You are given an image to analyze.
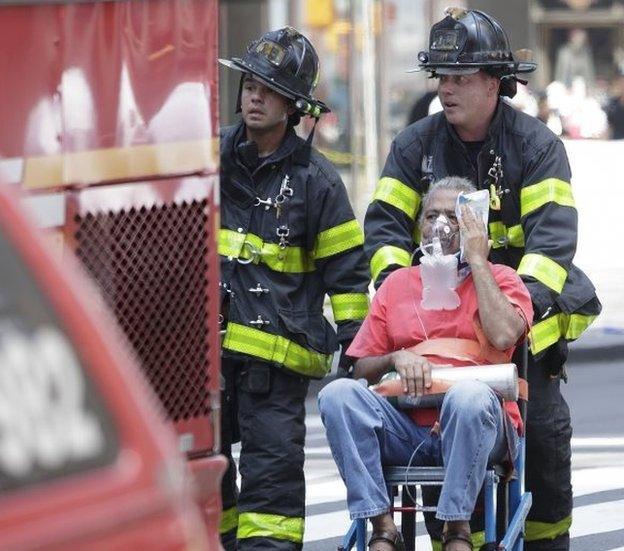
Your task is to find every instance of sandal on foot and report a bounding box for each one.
[368,530,406,551]
[441,527,473,550]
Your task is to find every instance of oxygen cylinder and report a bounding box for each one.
[374,363,518,409]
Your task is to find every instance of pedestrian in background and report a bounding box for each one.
[606,73,624,139]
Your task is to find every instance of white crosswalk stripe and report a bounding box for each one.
[302,412,624,550]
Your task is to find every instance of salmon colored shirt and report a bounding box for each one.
[347,263,533,432]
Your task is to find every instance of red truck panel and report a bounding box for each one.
[0,0,222,457]
[0,0,219,186]
[0,184,225,549]
[0,0,224,544]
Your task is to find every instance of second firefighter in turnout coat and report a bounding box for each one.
[218,27,369,550]
[364,8,601,550]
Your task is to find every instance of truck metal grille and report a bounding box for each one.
[74,200,211,422]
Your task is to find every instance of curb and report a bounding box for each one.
[567,327,624,364]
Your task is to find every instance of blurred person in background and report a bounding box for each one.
[364,7,601,550]
[605,73,624,139]
[559,77,608,139]
[554,28,595,90]
[505,82,538,117]
[406,90,438,126]
[536,91,563,137]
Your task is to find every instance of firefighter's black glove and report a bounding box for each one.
[336,339,355,379]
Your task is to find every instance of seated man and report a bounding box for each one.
[318,176,533,551]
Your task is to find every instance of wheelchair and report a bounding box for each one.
[339,344,532,551]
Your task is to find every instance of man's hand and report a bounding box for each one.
[391,350,432,397]
[336,339,354,378]
[459,205,489,267]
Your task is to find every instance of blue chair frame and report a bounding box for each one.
[339,344,532,551]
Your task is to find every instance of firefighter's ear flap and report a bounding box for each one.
[499,75,517,99]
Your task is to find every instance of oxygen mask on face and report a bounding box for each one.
[426,214,458,255]
[419,214,460,311]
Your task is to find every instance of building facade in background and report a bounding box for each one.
[219,0,624,203]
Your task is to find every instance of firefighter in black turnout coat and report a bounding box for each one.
[218,27,369,550]
[364,8,601,550]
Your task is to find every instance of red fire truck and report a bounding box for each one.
[0,0,224,547]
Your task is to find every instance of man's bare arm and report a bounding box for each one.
[354,351,432,397]
[460,206,526,350]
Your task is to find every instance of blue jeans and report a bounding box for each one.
[318,378,517,521]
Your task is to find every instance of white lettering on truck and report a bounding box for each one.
[0,327,105,477]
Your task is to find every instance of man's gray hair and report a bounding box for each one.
[421,176,477,213]
[418,176,477,225]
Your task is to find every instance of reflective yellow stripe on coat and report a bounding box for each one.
[489,221,525,249]
[370,245,412,283]
[220,506,239,534]
[530,313,598,355]
[218,229,314,273]
[330,293,369,322]
[520,178,575,218]
[314,219,364,259]
[518,253,567,294]
[372,177,421,220]
[222,322,332,378]
[237,512,304,544]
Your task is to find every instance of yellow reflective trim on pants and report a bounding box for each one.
[518,253,567,294]
[530,313,598,355]
[373,177,421,221]
[525,516,572,541]
[489,221,525,249]
[520,178,575,218]
[237,512,304,544]
[431,531,485,551]
[218,229,314,273]
[330,293,369,321]
[370,245,412,283]
[314,219,364,259]
[222,322,332,378]
[220,506,239,534]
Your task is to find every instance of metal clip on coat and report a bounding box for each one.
[254,197,273,210]
[237,240,260,264]
[249,315,270,327]
[487,152,507,210]
[249,283,269,295]
[276,225,290,249]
